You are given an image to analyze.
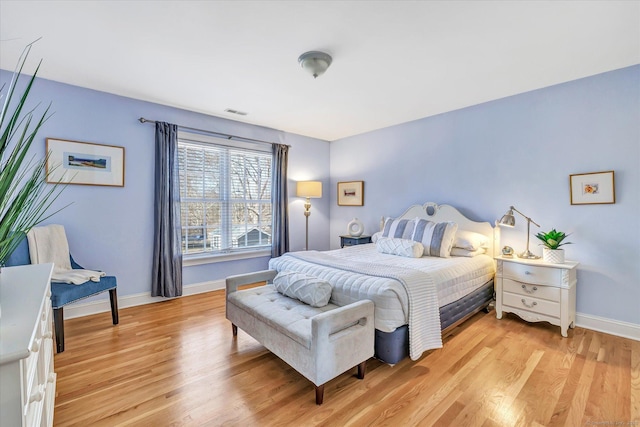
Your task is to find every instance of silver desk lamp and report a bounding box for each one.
[498,206,540,259]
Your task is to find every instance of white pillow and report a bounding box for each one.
[450,247,486,257]
[371,231,382,243]
[381,217,415,240]
[412,219,458,258]
[376,237,424,258]
[454,230,489,251]
[273,271,332,307]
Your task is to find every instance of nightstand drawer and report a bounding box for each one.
[503,262,562,285]
[503,292,560,318]
[503,278,560,301]
[340,235,371,247]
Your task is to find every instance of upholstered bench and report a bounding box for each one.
[226,269,374,404]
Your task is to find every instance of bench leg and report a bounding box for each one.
[357,361,367,379]
[109,288,119,325]
[315,384,324,405]
[232,324,238,336]
[53,307,65,353]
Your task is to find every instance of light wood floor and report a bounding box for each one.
[53,289,639,426]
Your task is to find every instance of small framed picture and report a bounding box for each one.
[46,138,125,187]
[337,181,364,206]
[569,170,615,205]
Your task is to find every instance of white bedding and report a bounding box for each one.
[274,249,442,360]
[268,244,495,333]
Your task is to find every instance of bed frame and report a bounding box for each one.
[379,202,499,258]
[374,202,499,364]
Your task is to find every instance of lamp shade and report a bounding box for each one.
[298,51,332,79]
[297,181,322,198]
[498,208,516,227]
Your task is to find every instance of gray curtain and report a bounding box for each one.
[271,144,289,257]
[152,122,183,297]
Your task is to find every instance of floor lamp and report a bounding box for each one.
[296,181,322,251]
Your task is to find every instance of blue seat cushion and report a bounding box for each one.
[51,276,117,308]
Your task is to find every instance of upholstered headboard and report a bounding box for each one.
[380,202,499,258]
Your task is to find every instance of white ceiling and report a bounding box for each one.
[1,1,638,141]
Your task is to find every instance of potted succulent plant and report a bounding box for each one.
[535,229,572,263]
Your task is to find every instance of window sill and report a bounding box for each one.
[183,249,272,267]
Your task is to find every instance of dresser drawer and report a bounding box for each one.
[503,278,560,301]
[0,264,55,427]
[22,337,42,409]
[503,262,562,285]
[503,292,560,318]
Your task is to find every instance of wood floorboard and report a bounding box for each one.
[53,289,639,426]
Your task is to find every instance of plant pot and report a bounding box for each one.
[543,248,565,264]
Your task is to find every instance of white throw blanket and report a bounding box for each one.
[283,251,443,360]
[27,225,106,285]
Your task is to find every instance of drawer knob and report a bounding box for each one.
[521,284,538,294]
[524,271,532,275]
[29,338,41,352]
[29,387,45,403]
[521,299,537,308]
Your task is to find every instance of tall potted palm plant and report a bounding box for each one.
[0,43,67,267]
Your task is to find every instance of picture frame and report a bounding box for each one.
[569,170,615,205]
[46,138,125,187]
[337,181,364,206]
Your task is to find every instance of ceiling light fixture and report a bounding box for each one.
[298,51,332,79]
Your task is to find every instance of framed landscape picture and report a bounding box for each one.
[569,170,615,205]
[337,181,364,206]
[46,138,125,187]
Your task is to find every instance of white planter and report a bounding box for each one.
[543,248,565,264]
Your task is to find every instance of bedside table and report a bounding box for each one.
[340,235,372,248]
[495,256,579,337]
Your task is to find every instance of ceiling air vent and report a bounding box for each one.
[224,108,248,116]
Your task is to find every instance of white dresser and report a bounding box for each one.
[0,263,56,427]
[495,256,579,337]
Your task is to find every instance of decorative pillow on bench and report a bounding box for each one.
[273,271,333,307]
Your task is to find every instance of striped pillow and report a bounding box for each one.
[381,217,415,239]
[412,219,458,258]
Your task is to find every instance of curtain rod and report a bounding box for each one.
[138,117,290,147]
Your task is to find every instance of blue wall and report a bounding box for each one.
[0,69,331,298]
[3,64,638,328]
[330,65,640,326]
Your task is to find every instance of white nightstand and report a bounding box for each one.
[495,256,579,337]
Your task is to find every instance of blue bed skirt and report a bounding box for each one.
[374,279,494,364]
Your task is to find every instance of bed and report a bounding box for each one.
[268,202,499,364]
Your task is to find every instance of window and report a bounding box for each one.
[177,132,272,258]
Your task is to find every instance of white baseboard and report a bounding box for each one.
[576,313,640,341]
[64,286,640,342]
[63,279,225,320]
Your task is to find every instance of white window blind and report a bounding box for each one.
[177,132,272,257]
